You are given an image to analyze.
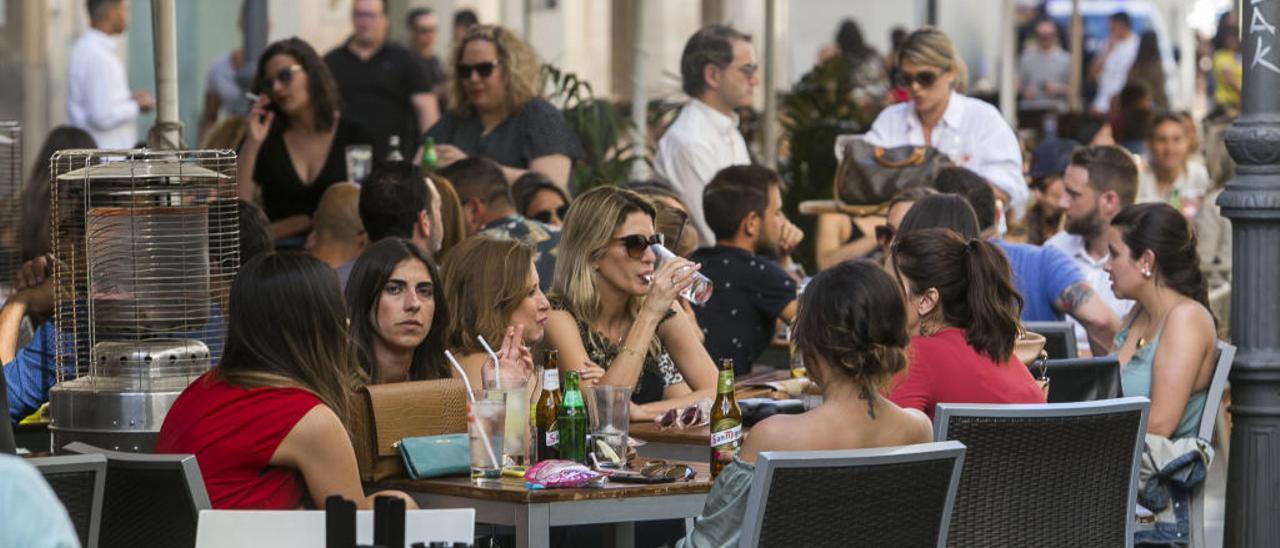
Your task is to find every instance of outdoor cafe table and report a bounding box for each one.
[630,369,791,461]
[379,459,712,548]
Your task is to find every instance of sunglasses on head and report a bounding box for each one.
[875,224,896,246]
[458,61,498,80]
[261,65,303,90]
[616,234,663,259]
[894,69,940,89]
[529,205,569,224]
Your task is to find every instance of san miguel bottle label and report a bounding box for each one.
[710,420,742,459]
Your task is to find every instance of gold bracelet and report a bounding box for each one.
[617,344,643,358]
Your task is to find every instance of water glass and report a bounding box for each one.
[585,385,631,468]
[345,144,373,183]
[484,379,530,467]
[468,394,506,483]
[651,243,713,305]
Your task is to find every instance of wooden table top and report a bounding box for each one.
[379,459,712,503]
[628,370,789,446]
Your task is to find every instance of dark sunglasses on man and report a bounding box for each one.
[616,234,663,260]
[893,69,940,89]
[529,205,569,225]
[458,61,499,80]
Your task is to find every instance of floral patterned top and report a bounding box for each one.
[550,298,684,404]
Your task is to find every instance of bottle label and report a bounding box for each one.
[543,369,560,391]
[545,429,559,448]
[717,370,734,393]
[710,423,742,448]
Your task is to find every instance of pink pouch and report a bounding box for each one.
[523,460,606,489]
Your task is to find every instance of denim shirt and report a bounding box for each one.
[1135,435,1212,546]
[676,458,755,548]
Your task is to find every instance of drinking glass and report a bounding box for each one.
[584,385,631,468]
[345,145,373,183]
[484,378,530,467]
[651,243,713,305]
[468,393,506,483]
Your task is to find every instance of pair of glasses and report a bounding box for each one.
[414,25,438,34]
[529,205,568,224]
[736,63,759,78]
[668,209,690,249]
[894,69,941,89]
[616,234,663,259]
[458,61,498,80]
[261,65,303,90]
[640,460,696,481]
[875,224,896,246]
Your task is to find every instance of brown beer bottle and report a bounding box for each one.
[534,350,563,461]
[709,358,742,478]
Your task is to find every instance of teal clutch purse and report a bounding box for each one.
[396,433,470,479]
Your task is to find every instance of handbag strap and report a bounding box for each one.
[873,146,926,168]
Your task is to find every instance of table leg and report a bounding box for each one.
[516,504,551,548]
[611,521,635,548]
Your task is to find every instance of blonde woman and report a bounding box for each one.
[427,25,583,189]
[864,27,1028,213]
[544,187,717,421]
[439,235,549,389]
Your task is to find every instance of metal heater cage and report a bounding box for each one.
[48,149,238,452]
[0,122,21,295]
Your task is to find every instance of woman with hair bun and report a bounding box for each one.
[676,259,932,548]
[1106,203,1217,438]
[887,228,1045,418]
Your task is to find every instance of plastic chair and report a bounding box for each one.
[62,441,211,548]
[1023,321,1078,359]
[1188,340,1235,548]
[0,363,15,455]
[934,397,1150,548]
[1036,356,1122,403]
[195,508,476,548]
[30,453,108,548]
[739,441,967,548]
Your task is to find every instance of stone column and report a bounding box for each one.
[1221,1,1280,546]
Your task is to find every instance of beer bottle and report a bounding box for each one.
[534,351,563,462]
[709,358,742,478]
[558,370,588,463]
[420,136,438,170]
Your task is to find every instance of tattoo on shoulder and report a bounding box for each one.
[1057,281,1095,313]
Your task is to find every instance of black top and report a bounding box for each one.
[253,116,372,221]
[325,41,430,159]
[549,299,684,405]
[690,246,797,376]
[418,54,447,94]
[426,98,584,170]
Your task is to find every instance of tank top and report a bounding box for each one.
[1114,319,1207,439]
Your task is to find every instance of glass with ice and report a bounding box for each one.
[584,385,631,468]
[468,393,506,483]
[344,144,373,183]
[650,243,713,305]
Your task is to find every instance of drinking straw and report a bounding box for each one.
[477,335,502,390]
[444,350,500,470]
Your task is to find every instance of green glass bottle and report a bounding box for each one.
[557,370,588,463]
[420,136,438,171]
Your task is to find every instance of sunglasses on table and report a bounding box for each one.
[458,61,499,80]
[260,65,303,90]
[893,69,941,89]
[615,234,664,259]
[875,224,896,246]
[529,205,569,224]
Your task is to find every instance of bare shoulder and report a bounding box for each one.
[272,404,342,467]
[1167,300,1215,334]
[739,414,799,463]
[898,407,935,444]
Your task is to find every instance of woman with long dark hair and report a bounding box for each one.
[1106,203,1216,438]
[16,126,96,262]
[887,228,1044,417]
[237,37,372,244]
[1126,31,1171,111]
[345,237,450,383]
[156,253,415,509]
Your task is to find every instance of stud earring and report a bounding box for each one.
[1142,269,1152,278]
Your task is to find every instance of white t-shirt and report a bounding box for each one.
[1137,160,1211,213]
[66,28,139,149]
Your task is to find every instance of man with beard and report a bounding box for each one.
[1047,145,1139,351]
[692,166,803,375]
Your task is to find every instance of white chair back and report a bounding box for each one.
[195,508,475,548]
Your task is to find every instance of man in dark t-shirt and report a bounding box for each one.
[692,166,801,375]
[405,7,447,97]
[326,0,437,160]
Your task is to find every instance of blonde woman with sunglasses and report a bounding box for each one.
[864,27,1028,216]
[544,187,717,421]
[426,25,583,190]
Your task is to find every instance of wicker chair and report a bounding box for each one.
[30,453,108,548]
[934,397,1149,548]
[1023,321,1078,359]
[738,441,967,548]
[1035,356,1122,403]
[62,441,212,548]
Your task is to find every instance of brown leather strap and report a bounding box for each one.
[873,146,926,168]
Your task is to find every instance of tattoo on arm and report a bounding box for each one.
[1056,281,1095,314]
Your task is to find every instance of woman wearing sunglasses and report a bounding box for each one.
[512,172,570,228]
[864,27,1027,217]
[426,25,583,190]
[677,260,933,548]
[544,186,717,420]
[237,38,373,247]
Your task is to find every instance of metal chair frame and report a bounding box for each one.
[30,453,108,548]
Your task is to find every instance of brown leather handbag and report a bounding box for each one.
[832,138,952,212]
[349,378,468,482]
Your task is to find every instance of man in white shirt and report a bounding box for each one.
[1089,12,1139,115]
[655,25,757,246]
[1047,145,1139,351]
[67,0,153,150]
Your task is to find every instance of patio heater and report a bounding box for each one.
[46,0,240,453]
[0,122,20,294]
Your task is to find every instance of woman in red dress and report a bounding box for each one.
[156,253,416,509]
